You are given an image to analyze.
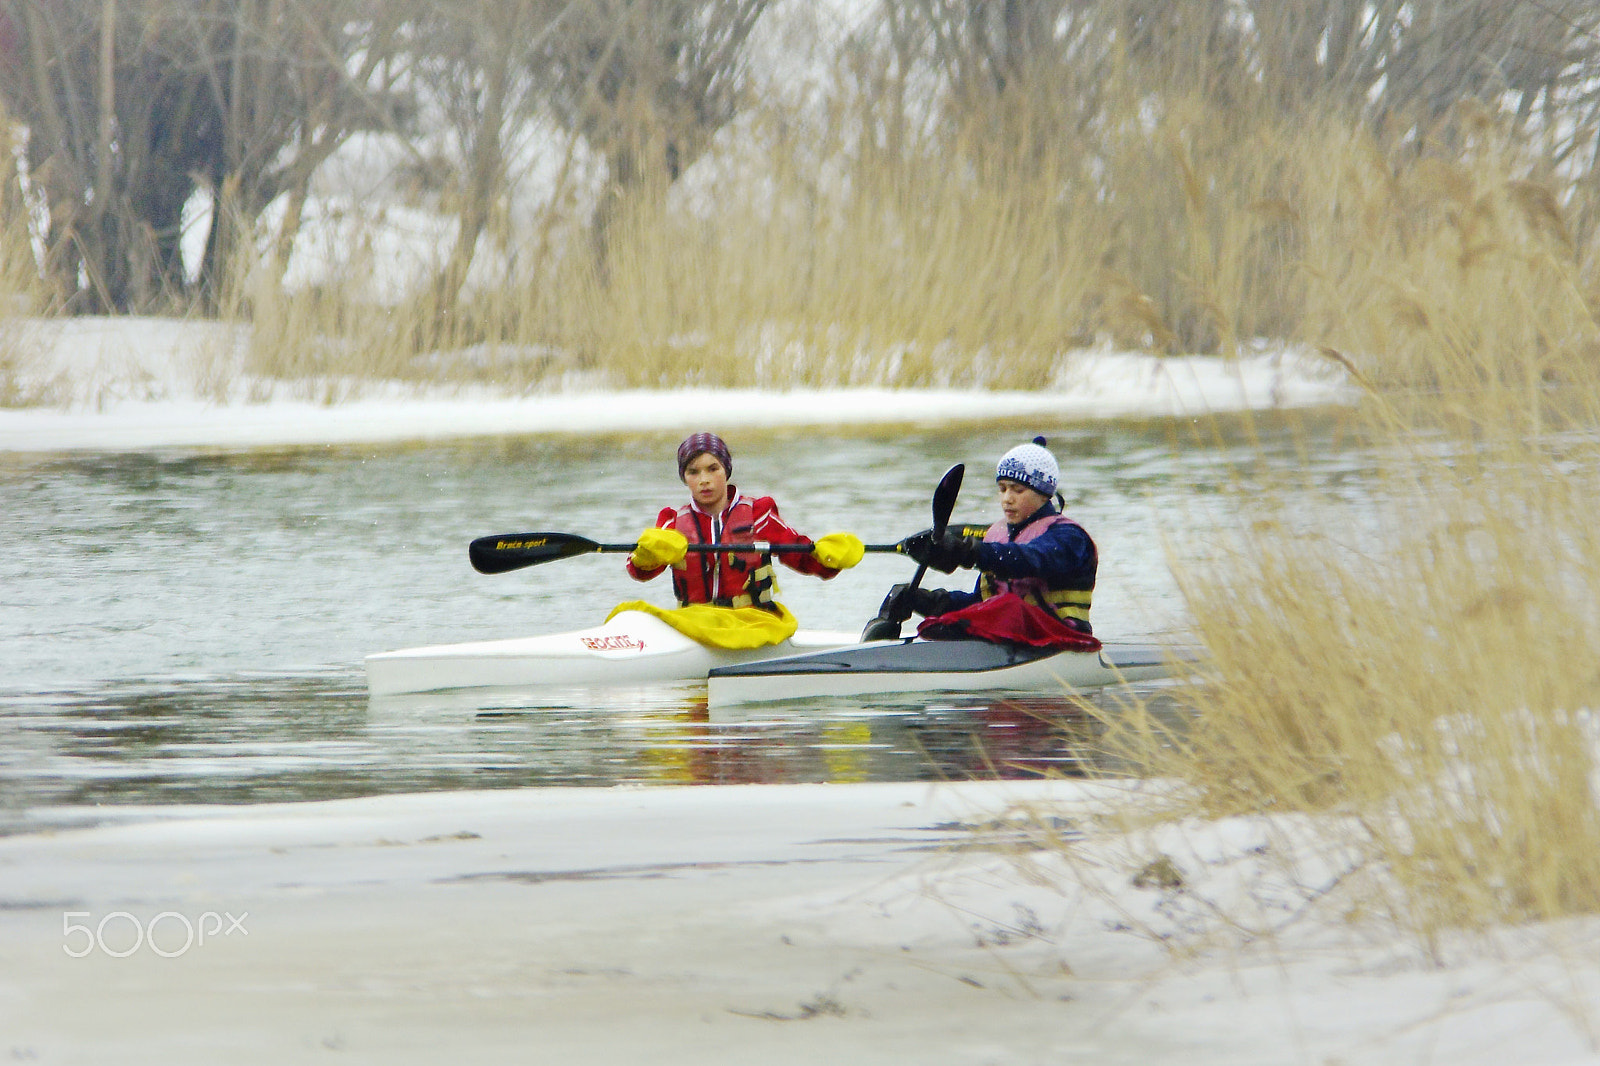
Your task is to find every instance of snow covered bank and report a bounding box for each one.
[0,317,1357,453]
[2,780,1596,1064]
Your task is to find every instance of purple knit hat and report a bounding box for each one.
[677,432,732,479]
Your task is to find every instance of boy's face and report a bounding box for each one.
[998,479,1048,524]
[682,454,729,512]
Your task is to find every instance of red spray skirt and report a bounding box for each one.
[917,592,1101,651]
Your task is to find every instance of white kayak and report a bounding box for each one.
[706,637,1197,708]
[365,609,860,696]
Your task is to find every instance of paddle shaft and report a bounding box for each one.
[549,542,898,554]
[472,469,961,578]
[469,529,900,574]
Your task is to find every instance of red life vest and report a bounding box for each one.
[663,495,779,609]
[977,514,1095,630]
[627,490,836,608]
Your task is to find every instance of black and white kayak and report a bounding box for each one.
[705,638,1195,708]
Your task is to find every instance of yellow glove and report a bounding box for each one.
[811,532,865,570]
[631,527,688,570]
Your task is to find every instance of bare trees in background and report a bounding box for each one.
[818,0,1600,354]
[0,0,408,313]
[530,0,770,266]
[861,0,1600,148]
[2,0,1600,321]
[1244,0,1600,146]
[833,1,1600,200]
[406,0,566,314]
[0,0,770,314]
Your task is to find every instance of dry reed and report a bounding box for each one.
[212,69,1351,391]
[1093,106,1600,940]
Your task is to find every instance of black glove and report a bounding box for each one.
[901,527,981,574]
[877,583,955,622]
[909,586,956,617]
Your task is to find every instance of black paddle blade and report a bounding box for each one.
[469,532,603,574]
[930,463,964,534]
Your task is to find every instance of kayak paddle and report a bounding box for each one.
[860,463,965,641]
[469,530,902,575]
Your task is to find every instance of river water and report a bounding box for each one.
[1,411,1369,812]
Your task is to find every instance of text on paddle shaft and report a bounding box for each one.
[581,636,645,652]
[63,910,248,958]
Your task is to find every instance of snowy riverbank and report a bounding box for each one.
[5,779,1597,1065]
[0,316,1355,453]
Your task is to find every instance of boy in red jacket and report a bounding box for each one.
[627,432,863,611]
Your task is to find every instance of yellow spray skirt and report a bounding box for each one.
[605,601,800,649]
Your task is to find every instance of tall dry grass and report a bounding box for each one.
[1120,453,1600,935]
[0,72,1329,400]
[229,64,1331,391]
[1094,112,1600,940]
[9,33,1600,412]
[525,76,1320,387]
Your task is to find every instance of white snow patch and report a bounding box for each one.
[0,316,1358,453]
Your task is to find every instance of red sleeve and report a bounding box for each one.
[625,505,679,582]
[750,497,838,579]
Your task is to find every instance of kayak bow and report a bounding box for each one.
[364,610,859,696]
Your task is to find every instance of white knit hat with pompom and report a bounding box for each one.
[995,436,1059,496]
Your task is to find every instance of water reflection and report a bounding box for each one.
[1,671,1184,812]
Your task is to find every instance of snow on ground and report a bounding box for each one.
[2,780,1597,1065]
[0,316,1356,452]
